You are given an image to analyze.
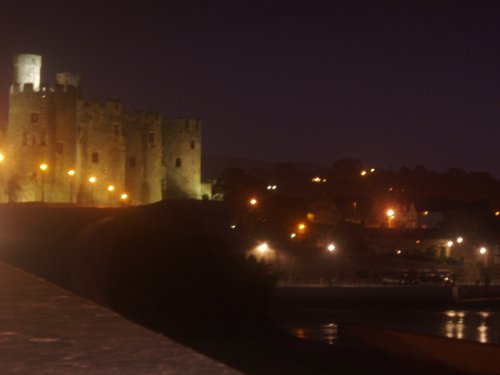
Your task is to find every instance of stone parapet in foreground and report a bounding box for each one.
[0,262,239,374]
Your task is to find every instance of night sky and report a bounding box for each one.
[1,1,499,175]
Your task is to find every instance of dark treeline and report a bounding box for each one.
[215,158,500,205]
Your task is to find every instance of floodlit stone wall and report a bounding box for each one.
[163,117,202,199]
[76,99,126,205]
[124,111,163,204]
[7,84,79,202]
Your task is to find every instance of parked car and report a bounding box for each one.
[382,271,419,285]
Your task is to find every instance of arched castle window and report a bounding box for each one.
[92,152,100,163]
[175,158,181,168]
[190,141,195,150]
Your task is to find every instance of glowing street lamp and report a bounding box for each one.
[39,163,48,202]
[386,208,395,228]
[327,243,336,252]
[479,247,488,267]
[249,197,258,206]
[68,169,75,203]
[457,237,464,244]
[107,185,115,206]
[360,170,367,176]
[447,241,454,247]
[0,153,5,162]
[88,176,96,204]
[257,242,269,254]
[120,193,128,201]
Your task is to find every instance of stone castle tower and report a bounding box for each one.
[3,54,202,205]
[163,117,202,200]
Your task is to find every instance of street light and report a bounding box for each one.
[457,237,464,244]
[120,193,129,204]
[0,153,4,162]
[479,247,488,268]
[88,176,96,204]
[327,243,336,252]
[39,163,48,202]
[249,197,258,206]
[257,242,269,254]
[107,185,115,206]
[68,169,75,203]
[386,208,395,228]
[297,223,306,233]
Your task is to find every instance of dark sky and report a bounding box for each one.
[0,1,499,174]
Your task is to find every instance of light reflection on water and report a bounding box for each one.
[281,309,500,346]
[290,323,338,345]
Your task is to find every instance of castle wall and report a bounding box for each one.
[76,99,125,205]
[163,118,201,200]
[124,111,163,204]
[6,84,78,202]
[4,53,204,205]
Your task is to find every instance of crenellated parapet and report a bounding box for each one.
[124,110,162,124]
[165,117,202,135]
[10,83,79,99]
[79,98,123,114]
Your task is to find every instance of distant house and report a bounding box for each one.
[307,194,343,226]
[367,200,418,229]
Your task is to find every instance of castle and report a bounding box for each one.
[1,54,205,205]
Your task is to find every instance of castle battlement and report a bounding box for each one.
[165,117,201,135]
[80,98,123,112]
[124,110,162,124]
[10,83,78,97]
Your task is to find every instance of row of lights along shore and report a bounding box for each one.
[37,163,129,204]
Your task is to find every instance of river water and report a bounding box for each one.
[278,308,500,346]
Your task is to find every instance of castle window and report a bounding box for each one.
[56,142,64,154]
[31,113,39,123]
[148,132,155,144]
[92,152,100,163]
[129,157,136,168]
[190,141,195,150]
[175,158,181,168]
